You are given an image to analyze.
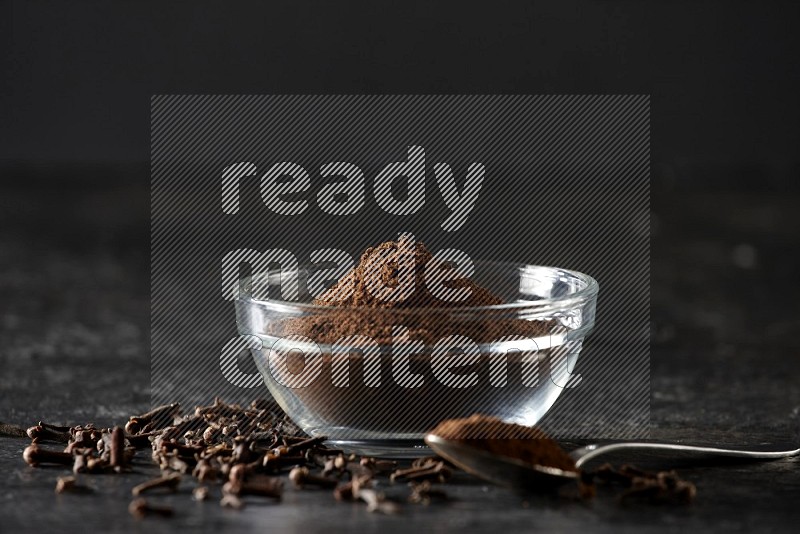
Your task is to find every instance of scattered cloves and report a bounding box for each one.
[588,463,697,504]
[620,471,697,504]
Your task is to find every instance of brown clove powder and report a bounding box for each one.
[281,236,551,345]
[430,414,578,473]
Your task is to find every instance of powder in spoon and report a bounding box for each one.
[430,414,577,473]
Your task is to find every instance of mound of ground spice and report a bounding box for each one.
[313,234,504,309]
[430,414,577,473]
[280,236,550,345]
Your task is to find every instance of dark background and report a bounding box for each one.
[1,0,799,191]
[1,1,799,532]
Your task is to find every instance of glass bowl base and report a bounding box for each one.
[326,439,431,458]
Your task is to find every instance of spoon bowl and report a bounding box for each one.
[425,432,800,492]
[424,434,578,491]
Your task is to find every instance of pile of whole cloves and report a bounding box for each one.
[9,400,699,518]
[17,398,451,518]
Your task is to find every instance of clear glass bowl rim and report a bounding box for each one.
[236,261,599,316]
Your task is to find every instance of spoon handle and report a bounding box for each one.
[570,442,800,469]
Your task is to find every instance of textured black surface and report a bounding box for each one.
[1,176,799,532]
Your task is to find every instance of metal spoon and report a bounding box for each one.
[424,433,800,492]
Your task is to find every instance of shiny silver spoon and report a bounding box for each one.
[424,433,800,492]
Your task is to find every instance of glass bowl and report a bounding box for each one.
[235,262,598,457]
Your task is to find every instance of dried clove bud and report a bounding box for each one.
[223,475,283,500]
[592,462,636,485]
[588,463,697,504]
[333,472,374,501]
[126,403,181,435]
[55,476,92,494]
[227,462,259,483]
[411,456,441,469]
[23,444,73,467]
[220,494,245,510]
[72,452,89,474]
[322,457,341,477]
[160,440,203,458]
[333,480,355,501]
[620,471,697,504]
[288,466,338,489]
[358,488,401,514]
[27,425,71,444]
[231,439,257,464]
[85,456,111,474]
[408,480,447,505]
[391,461,451,484]
[333,453,348,470]
[271,436,327,458]
[109,426,126,471]
[129,498,174,519]
[70,425,102,445]
[159,452,190,474]
[193,485,210,501]
[360,457,398,475]
[125,431,161,449]
[262,452,305,472]
[192,458,219,483]
[40,422,73,432]
[131,474,181,496]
